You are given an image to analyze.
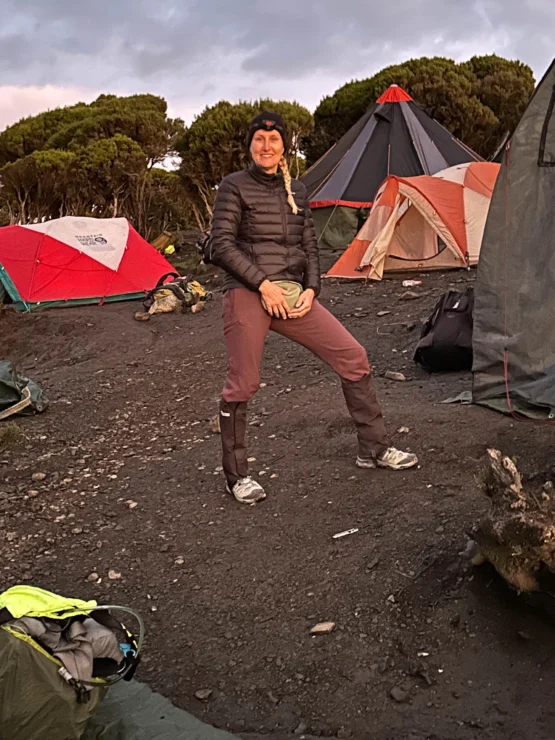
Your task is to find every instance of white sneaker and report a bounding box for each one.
[356,447,418,471]
[226,477,267,504]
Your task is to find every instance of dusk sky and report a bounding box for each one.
[0,0,552,131]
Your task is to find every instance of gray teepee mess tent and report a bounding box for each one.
[301,84,482,250]
[473,58,555,417]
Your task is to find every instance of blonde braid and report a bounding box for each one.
[279,157,299,215]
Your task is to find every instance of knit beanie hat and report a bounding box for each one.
[247,111,288,149]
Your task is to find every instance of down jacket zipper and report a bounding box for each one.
[279,188,288,246]
[208,164,321,296]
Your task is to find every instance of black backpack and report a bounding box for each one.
[195,231,212,264]
[414,287,474,372]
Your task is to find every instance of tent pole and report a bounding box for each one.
[317,203,339,247]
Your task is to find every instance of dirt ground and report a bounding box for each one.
[2,269,555,740]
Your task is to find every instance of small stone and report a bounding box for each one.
[517,630,533,641]
[400,290,420,300]
[195,689,212,701]
[28,490,39,498]
[72,527,83,535]
[310,621,336,635]
[175,557,185,565]
[108,569,122,580]
[384,371,406,382]
[390,686,409,703]
[435,525,444,534]
[125,500,138,509]
[32,472,46,481]
[87,572,99,582]
[377,311,391,317]
[294,722,308,735]
[459,539,479,559]
[397,426,410,434]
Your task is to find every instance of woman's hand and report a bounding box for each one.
[289,289,315,319]
[259,280,291,320]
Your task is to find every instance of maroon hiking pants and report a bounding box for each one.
[220,288,388,484]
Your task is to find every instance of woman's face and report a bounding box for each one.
[250,129,284,173]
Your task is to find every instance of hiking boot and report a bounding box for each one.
[226,477,266,504]
[356,447,418,471]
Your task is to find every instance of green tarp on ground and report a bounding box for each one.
[84,680,238,740]
[0,361,48,419]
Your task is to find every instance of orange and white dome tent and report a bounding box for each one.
[326,161,500,280]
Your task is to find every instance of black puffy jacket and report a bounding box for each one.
[208,164,321,296]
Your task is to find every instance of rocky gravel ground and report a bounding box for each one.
[2,270,555,740]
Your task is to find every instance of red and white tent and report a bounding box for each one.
[327,162,500,280]
[0,217,176,310]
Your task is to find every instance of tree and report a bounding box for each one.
[0,149,76,223]
[45,94,183,168]
[304,55,535,165]
[463,55,536,152]
[0,94,191,235]
[0,155,39,224]
[76,135,146,217]
[0,104,91,167]
[139,169,195,242]
[177,99,313,227]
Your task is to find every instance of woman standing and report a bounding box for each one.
[209,111,417,504]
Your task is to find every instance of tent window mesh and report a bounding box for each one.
[539,85,555,167]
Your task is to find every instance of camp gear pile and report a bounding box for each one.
[0,360,49,420]
[143,272,211,315]
[0,585,142,740]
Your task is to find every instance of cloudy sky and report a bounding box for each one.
[0,0,553,131]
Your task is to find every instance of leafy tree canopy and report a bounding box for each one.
[0,94,190,239]
[177,99,313,227]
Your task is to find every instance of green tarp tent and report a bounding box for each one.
[472,58,555,417]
